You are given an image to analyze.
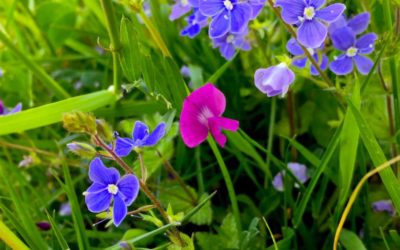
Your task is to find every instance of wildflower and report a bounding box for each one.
[371,200,395,216]
[254,63,295,97]
[272,162,309,191]
[59,202,72,216]
[330,27,377,75]
[36,221,51,231]
[246,0,266,19]
[329,12,370,36]
[180,83,239,148]
[170,0,193,21]
[114,121,166,157]
[84,158,140,226]
[275,0,346,48]
[18,155,34,168]
[199,0,252,38]
[181,9,208,38]
[181,66,191,78]
[212,30,251,60]
[0,100,22,116]
[286,38,328,75]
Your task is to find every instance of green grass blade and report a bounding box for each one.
[46,211,70,250]
[292,126,342,228]
[0,30,70,99]
[347,99,400,213]
[0,90,116,136]
[182,191,217,223]
[206,55,236,83]
[0,220,29,250]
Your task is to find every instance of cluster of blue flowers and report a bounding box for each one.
[170,0,265,60]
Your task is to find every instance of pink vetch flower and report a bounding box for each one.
[180,83,239,148]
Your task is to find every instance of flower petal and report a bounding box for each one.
[208,117,239,147]
[199,0,224,16]
[288,162,309,184]
[6,103,22,115]
[113,194,127,227]
[354,55,373,75]
[329,55,353,75]
[272,172,284,192]
[219,43,236,60]
[132,121,149,141]
[297,20,327,48]
[356,33,377,55]
[209,10,230,38]
[85,190,112,213]
[86,182,107,194]
[307,0,325,9]
[347,12,370,34]
[230,3,252,33]
[114,137,134,157]
[117,174,140,205]
[286,38,304,56]
[250,4,264,19]
[189,0,200,8]
[331,27,355,51]
[169,2,192,21]
[143,122,166,146]
[310,53,328,75]
[254,63,295,97]
[328,15,346,35]
[372,200,395,216]
[275,0,305,24]
[89,158,120,184]
[292,57,307,68]
[315,3,345,23]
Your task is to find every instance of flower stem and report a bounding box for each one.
[100,0,122,95]
[207,136,242,232]
[266,0,332,88]
[156,150,198,205]
[333,155,400,250]
[138,152,148,182]
[287,90,298,161]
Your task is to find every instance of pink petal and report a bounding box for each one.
[208,117,239,147]
[187,83,226,117]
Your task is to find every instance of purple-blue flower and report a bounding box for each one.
[199,0,252,38]
[84,158,140,226]
[212,30,250,60]
[286,38,328,75]
[371,200,395,217]
[329,12,370,36]
[170,0,193,21]
[246,0,266,19]
[181,9,208,38]
[0,100,22,116]
[114,121,166,157]
[254,63,295,97]
[272,162,309,191]
[330,27,377,75]
[59,202,72,216]
[181,66,191,78]
[275,0,345,48]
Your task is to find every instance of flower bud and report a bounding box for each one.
[96,119,114,141]
[67,142,97,158]
[63,112,97,134]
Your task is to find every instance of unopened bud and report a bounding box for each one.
[67,142,96,158]
[63,112,97,134]
[96,119,114,141]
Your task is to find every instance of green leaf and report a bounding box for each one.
[348,99,400,214]
[0,90,116,136]
[46,211,70,250]
[339,229,367,250]
[168,233,195,250]
[188,193,213,226]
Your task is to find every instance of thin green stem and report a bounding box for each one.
[138,152,148,182]
[265,97,276,188]
[195,147,205,194]
[207,136,242,232]
[100,0,122,95]
[0,31,69,99]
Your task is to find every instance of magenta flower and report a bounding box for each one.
[254,63,295,97]
[180,83,239,148]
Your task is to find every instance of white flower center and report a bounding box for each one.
[226,34,235,43]
[181,0,188,6]
[224,0,234,11]
[346,47,358,57]
[107,184,119,195]
[306,48,315,55]
[197,106,214,125]
[303,7,315,20]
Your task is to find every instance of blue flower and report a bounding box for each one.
[254,63,295,97]
[0,100,22,116]
[114,121,166,157]
[329,27,377,75]
[286,38,328,75]
[272,162,309,192]
[84,158,140,226]
[199,0,252,38]
[329,12,370,36]
[181,8,208,38]
[246,0,266,19]
[371,200,396,217]
[170,0,193,21]
[212,30,251,60]
[275,0,346,48]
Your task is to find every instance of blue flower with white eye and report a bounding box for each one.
[199,0,252,38]
[212,30,251,60]
[329,12,370,36]
[181,8,208,38]
[170,0,193,20]
[0,100,22,116]
[329,27,377,75]
[114,121,166,157]
[286,38,328,76]
[84,158,140,227]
